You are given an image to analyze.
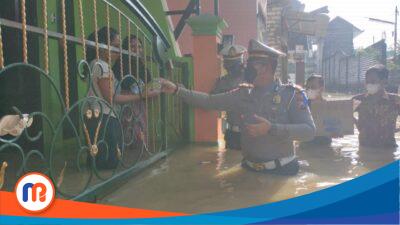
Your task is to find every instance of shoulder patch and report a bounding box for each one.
[291,87,308,110]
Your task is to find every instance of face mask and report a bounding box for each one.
[366,84,380,95]
[306,89,320,100]
[225,63,243,75]
[244,65,258,83]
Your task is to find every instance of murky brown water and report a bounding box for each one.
[100,94,400,213]
[100,128,399,214]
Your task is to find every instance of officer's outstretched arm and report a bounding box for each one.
[176,87,238,111]
[210,79,223,95]
[271,92,316,141]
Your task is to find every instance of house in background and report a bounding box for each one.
[319,16,363,79]
[320,17,389,91]
[166,0,329,83]
[322,17,363,60]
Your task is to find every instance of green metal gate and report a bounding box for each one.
[0,0,189,201]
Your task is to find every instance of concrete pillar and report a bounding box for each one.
[296,61,305,86]
[187,14,227,143]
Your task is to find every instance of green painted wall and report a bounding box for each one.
[139,0,181,57]
[36,0,64,155]
[139,0,195,142]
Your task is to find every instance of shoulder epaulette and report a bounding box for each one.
[282,83,303,92]
[238,83,254,89]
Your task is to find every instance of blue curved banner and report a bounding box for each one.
[1,161,399,225]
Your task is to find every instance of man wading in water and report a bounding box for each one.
[159,39,316,176]
[353,64,400,149]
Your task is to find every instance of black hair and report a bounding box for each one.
[112,35,152,85]
[306,74,325,88]
[86,27,119,63]
[366,64,389,80]
[123,34,143,48]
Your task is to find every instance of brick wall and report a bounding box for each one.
[266,0,286,80]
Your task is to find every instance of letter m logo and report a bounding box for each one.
[22,182,47,202]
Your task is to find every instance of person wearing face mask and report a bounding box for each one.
[301,75,334,146]
[159,39,316,176]
[352,64,400,148]
[211,45,246,150]
[305,75,325,102]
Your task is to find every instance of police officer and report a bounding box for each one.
[211,45,246,150]
[160,39,316,176]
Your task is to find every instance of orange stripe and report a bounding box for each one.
[0,191,188,218]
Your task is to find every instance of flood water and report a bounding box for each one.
[100,106,400,214]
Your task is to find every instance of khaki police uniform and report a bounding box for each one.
[175,40,316,175]
[211,45,246,94]
[211,45,246,150]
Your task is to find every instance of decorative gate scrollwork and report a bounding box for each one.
[0,0,187,200]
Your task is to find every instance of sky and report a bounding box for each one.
[300,0,399,49]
